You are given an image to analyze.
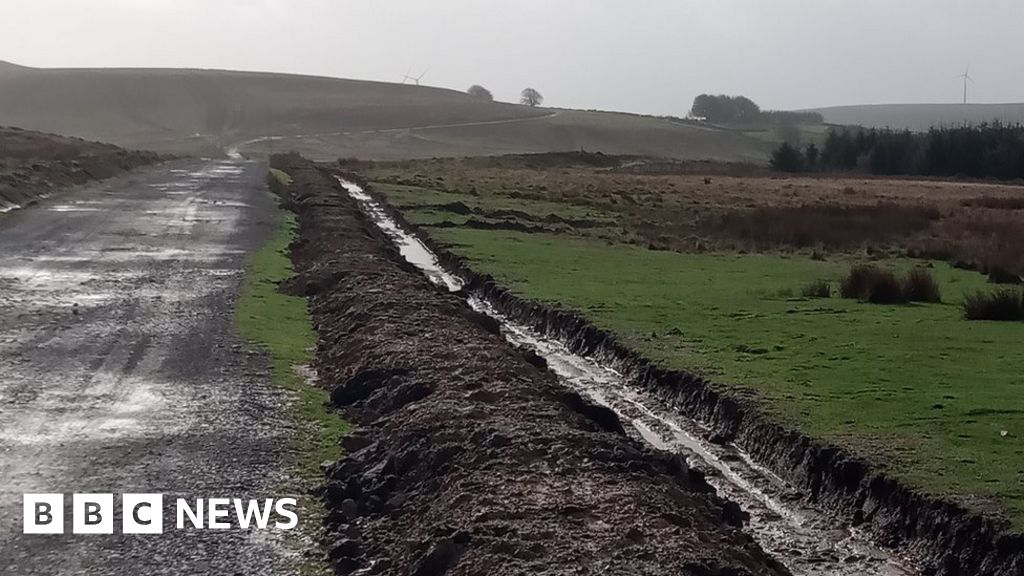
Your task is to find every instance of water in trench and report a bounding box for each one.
[337,177,918,576]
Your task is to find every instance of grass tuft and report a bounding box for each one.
[987,266,1022,285]
[963,289,1024,321]
[903,267,942,303]
[840,264,907,304]
[801,279,831,298]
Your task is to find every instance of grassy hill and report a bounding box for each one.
[810,103,1024,131]
[0,61,773,162]
[0,61,544,155]
[246,109,775,163]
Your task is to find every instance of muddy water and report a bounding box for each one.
[338,177,919,576]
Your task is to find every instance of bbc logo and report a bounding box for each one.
[24,494,163,535]
[23,493,298,534]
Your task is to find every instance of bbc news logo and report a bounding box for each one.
[23,494,298,534]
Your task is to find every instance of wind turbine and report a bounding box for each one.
[957,65,973,104]
[402,69,428,86]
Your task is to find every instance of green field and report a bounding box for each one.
[381,184,1024,529]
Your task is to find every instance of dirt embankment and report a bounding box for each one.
[276,155,790,576]
[0,126,161,211]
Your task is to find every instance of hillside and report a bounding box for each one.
[243,109,775,163]
[810,103,1024,131]
[0,61,544,154]
[0,61,773,162]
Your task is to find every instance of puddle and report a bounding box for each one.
[340,181,462,291]
[46,205,103,212]
[337,176,920,576]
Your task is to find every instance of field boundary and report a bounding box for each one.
[341,170,1024,576]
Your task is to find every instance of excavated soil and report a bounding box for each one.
[279,156,790,576]
[0,126,160,211]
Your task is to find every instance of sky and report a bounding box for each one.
[2,0,1023,116]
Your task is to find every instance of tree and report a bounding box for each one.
[690,94,761,123]
[804,143,819,169]
[467,85,493,101]
[770,142,804,173]
[520,88,543,107]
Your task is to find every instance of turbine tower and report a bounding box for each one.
[957,65,973,105]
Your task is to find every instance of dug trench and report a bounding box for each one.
[279,156,790,575]
[330,169,1024,576]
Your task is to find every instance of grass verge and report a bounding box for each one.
[236,171,348,573]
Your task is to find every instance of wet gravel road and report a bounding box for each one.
[0,160,298,575]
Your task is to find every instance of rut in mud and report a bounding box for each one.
[280,156,788,576]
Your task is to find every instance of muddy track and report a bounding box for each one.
[331,174,1024,576]
[0,159,296,575]
[279,156,789,576]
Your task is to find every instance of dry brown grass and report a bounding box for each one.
[355,155,1024,275]
[700,204,940,249]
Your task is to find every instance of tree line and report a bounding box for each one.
[771,123,1024,180]
[690,94,822,125]
[466,85,544,107]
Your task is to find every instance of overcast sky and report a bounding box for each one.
[2,0,1022,115]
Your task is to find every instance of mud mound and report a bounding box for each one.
[279,155,789,576]
[0,126,160,211]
